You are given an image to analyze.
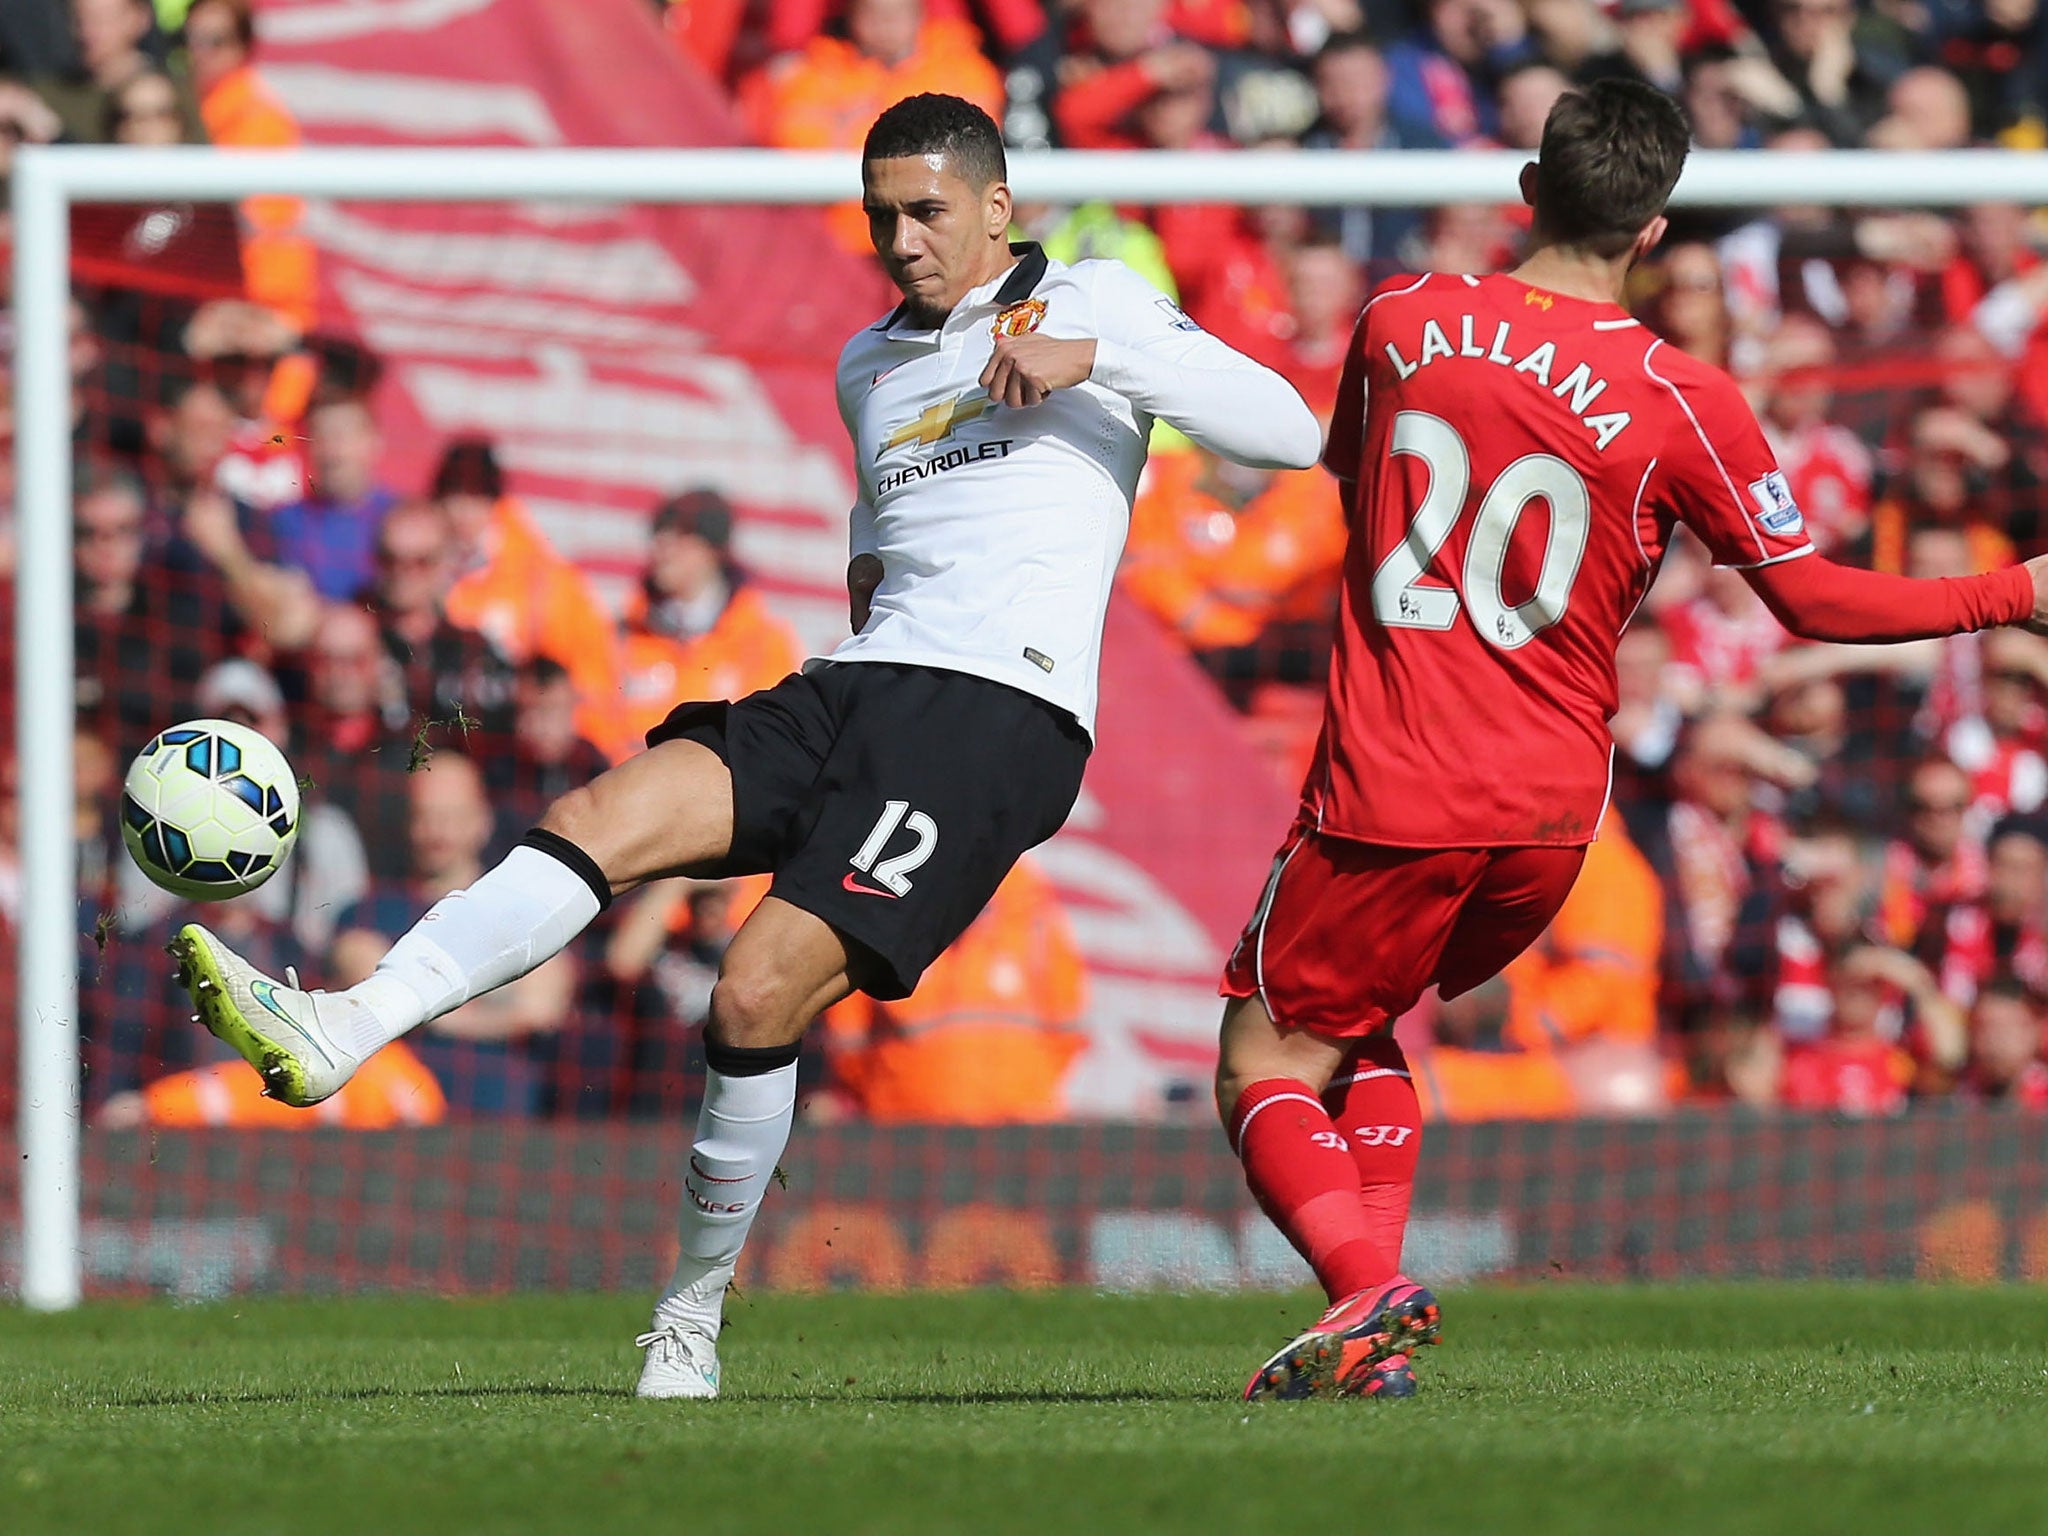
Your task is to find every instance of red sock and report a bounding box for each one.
[1228,1079,1395,1302]
[1320,1035,1423,1273]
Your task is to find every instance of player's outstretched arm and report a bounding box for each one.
[1081,262,1322,471]
[1742,552,2048,644]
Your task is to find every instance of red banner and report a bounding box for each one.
[257,0,1297,1111]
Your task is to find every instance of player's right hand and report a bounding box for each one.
[2025,554,2048,636]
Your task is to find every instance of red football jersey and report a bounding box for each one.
[1314,272,1814,848]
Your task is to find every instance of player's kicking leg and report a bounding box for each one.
[1217,994,1437,1401]
[171,737,738,1107]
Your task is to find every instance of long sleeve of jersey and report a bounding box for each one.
[1085,263,1324,471]
[1747,556,2034,642]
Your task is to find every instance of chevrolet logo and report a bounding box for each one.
[884,393,989,452]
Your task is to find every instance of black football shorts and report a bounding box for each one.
[647,661,1090,999]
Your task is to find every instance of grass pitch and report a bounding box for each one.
[7,1286,2048,1535]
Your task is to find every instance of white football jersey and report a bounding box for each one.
[827,244,1322,736]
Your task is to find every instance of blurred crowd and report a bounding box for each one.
[3,0,2048,1124]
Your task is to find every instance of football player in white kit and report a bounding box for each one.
[169,93,1321,1397]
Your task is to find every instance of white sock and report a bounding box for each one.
[661,1062,798,1314]
[330,842,604,1057]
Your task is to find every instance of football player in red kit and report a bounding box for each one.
[1221,78,2048,1401]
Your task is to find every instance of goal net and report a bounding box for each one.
[9,135,2048,1306]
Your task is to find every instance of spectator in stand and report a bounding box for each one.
[292,602,416,882]
[1933,0,2047,142]
[1642,241,1734,370]
[1631,712,1807,1034]
[760,0,1049,68]
[1412,975,1578,1121]
[330,753,577,1117]
[105,63,190,143]
[1880,757,1989,949]
[1864,405,2017,575]
[1304,31,1427,267]
[182,0,317,330]
[612,489,803,762]
[1780,945,1965,1114]
[749,0,1002,254]
[819,857,1087,1121]
[1959,979,2048,1106]
[364,499,515,737]
[1120,442,1346,700]
[1053,0,1216,152]
[97,1038,446,1129]
[72,461,239,738]
[1495,60,1569,149]
[1610,620,1685,802]
[1268,232,1364,413]
[1383,0,1539,148]
[1413,200,1517,274]
[271,394,396,602]
[1682,47,1764,154]
[182,299,315,513]
[1772,820,1876,1043]
[433,437,622,755]
[1946,629,2048,821]
[1577,0,1686,96]
[1920,814,2048,1007]
[485,656,612,843]
[1756,315,1873,554]
[1663,564,1789,708]
[1500,807,1665,1083]
[1929,325,2048,558]
[115,659,369,952]
[1756,0,1905,146]
[32,0,202,146]
[1867,64,1975,151]
[1173,199,1305,366]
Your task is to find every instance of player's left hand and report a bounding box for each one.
[980,335,1097,409]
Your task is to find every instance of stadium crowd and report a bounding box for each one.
[3,0,2048,1124]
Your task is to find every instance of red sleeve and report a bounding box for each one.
[1053,59,1160,148]
[1747,557,2034,643]
[1650,348,1814,568]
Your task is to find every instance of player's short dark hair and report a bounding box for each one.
[1534,79,1691,257]
[863,94,1007,190]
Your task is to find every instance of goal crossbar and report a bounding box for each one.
[13,142,2048,1309]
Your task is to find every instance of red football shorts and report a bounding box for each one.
[1221,821,1588,1038]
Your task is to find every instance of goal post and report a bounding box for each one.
[13,143,2048,1310]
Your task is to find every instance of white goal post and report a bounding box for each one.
[13,143,2048,1310]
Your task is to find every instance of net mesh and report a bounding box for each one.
[10,172,2048,1296]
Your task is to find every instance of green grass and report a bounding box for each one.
[6,1286,2048,1535]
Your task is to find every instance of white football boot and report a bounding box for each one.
[635,1266,732,1400]
[168,922,366,1107]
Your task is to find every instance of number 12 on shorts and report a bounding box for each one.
[848,799,938,897]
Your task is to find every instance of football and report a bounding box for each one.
[119,719,302,900]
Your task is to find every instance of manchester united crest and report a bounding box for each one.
[991,298,1048,338]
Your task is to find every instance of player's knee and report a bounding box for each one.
[707,969,805,1051]
[538,785,604,855]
